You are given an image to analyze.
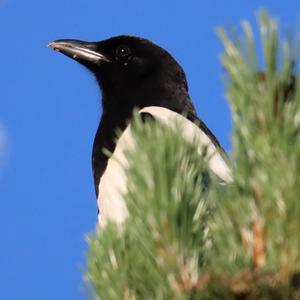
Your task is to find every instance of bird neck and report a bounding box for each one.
[101,85,193,115]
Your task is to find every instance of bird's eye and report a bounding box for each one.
[115,45,131,61]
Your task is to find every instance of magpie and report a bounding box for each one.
[49,35,232,227]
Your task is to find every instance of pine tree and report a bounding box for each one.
[86,11,300,299]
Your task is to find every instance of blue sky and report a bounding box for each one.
[0,1,299,299]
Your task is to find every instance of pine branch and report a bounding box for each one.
[87,117,213,299]
[86,10,300,300]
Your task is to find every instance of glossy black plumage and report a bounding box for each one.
[49,35,228,224]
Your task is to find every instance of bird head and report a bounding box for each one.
[49,35,190,112]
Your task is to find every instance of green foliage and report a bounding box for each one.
[87,118,212,299]
[86,11,300,299]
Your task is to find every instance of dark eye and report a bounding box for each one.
[115,45,131,60]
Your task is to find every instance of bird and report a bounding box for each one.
[49,35,232,227]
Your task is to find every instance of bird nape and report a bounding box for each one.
[49,35,231,227]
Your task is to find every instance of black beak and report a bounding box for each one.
[48,39,110,64]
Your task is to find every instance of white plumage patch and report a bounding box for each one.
[97,124,133,227]
[97,106,232,227]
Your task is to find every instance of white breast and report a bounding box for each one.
[97,124,134,227]
[97,106,232,227]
